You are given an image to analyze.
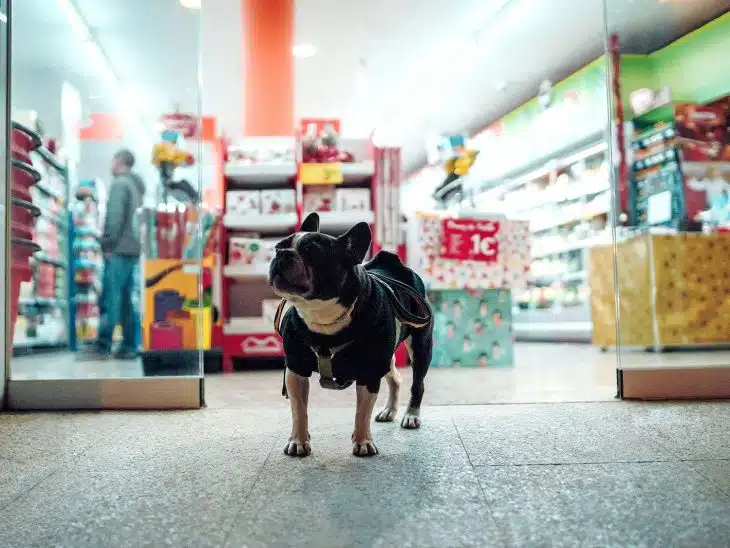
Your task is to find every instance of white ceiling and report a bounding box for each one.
[10,0,730,178]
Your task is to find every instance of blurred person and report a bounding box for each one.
[86,149,145,360]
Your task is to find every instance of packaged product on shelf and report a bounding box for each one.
[226,190,261,215]
[260,189,296,215]
[302,185,335,212]
[228,237,275,267]
[335,188,371,211]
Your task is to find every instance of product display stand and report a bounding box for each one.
[473,139,610,342]
[590,93,730,350]
[69,179,104,351]
[11,121,70,355]
[219,134,400,371]
[407,211,531,367]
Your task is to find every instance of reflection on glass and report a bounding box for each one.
[8,0,204,384]
[603,2,730,375]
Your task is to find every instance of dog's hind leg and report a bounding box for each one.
[375,356,401,422]
[401,326,433,429]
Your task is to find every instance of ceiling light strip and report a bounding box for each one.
[56,0,149,145]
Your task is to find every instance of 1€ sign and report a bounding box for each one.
[439,218,500,263]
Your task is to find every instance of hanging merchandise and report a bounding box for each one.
[431,135,479,203]
[11,120,70,354]
[71,179,103,346]
[151,120,199,204]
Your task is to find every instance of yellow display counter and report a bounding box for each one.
[590,233,730,349]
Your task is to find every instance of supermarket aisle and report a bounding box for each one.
[1,401,728,546]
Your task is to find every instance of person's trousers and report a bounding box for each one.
[98,255,140,353]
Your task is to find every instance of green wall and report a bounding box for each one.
[649,12,730,103]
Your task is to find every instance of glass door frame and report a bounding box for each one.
[2,0,204,410]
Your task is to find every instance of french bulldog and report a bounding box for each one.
[268,212,433,457]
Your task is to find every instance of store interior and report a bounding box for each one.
[6,0,730,403]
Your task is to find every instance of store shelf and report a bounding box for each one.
[533,270,587,284]
[223,263,269,279]
[514,321,593,342]
[530,200,610,232]
[224,317,275,335]
[223,212,297,232]
[33,254,67,268]
[35,147,65,173]
[13,338,67,350]
[532,234,611,259]
[19,298,66,308]
[307,210,375,231]
[340,161,375,182]
[224,163,297,185]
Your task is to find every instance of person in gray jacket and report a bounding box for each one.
[90,148,145,359]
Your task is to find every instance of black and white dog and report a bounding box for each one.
[268,213,433,457]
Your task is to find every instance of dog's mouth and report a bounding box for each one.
[270,273,310,295]
[268,256,312,296]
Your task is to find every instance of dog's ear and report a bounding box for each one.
[338,222,371,264]
[300,212,320,233]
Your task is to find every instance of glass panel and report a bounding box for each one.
[399,1,616,402]
[0,0,8,407]
[8,0,206,392]
[604,2,730,373]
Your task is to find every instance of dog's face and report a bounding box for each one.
[268,213,372,302]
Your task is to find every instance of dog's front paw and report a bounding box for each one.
[374,406,397,422]
[284,437,312,457]
[400,409,421,429]
[351,435,379,457]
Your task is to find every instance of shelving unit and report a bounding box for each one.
[219,136,398,371]
[12,121,71,355]
[477,140,611,342]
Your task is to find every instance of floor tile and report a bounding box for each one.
[688,459,730,495]
[476,461,730,547]
[0,457,58,510]
[0,422,276,548]
[620,401,730,460]
[452,403,674,466]
[224,415,504,548]
[0,411,130,465]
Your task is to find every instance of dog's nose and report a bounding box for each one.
[274,248,297,268]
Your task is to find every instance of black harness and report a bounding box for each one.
[274,272,432,397]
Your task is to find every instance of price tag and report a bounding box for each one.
[299,162,343,185]
[440,218,500,262]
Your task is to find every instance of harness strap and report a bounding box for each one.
[369,272,432,328]
[311,342,354,390]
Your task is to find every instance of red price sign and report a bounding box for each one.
[440,218,500,262]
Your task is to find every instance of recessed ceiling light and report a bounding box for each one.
[292,44,316,58]
[179,0,201,9]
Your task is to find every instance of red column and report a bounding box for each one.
[242,0,294,136]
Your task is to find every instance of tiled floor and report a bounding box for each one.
[1,400,728,547]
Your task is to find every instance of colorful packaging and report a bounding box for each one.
[335,188,371,211]
[261,189,296,215]
[229,237,275,267]
[302,185,335,212]
[226,190,261,215]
